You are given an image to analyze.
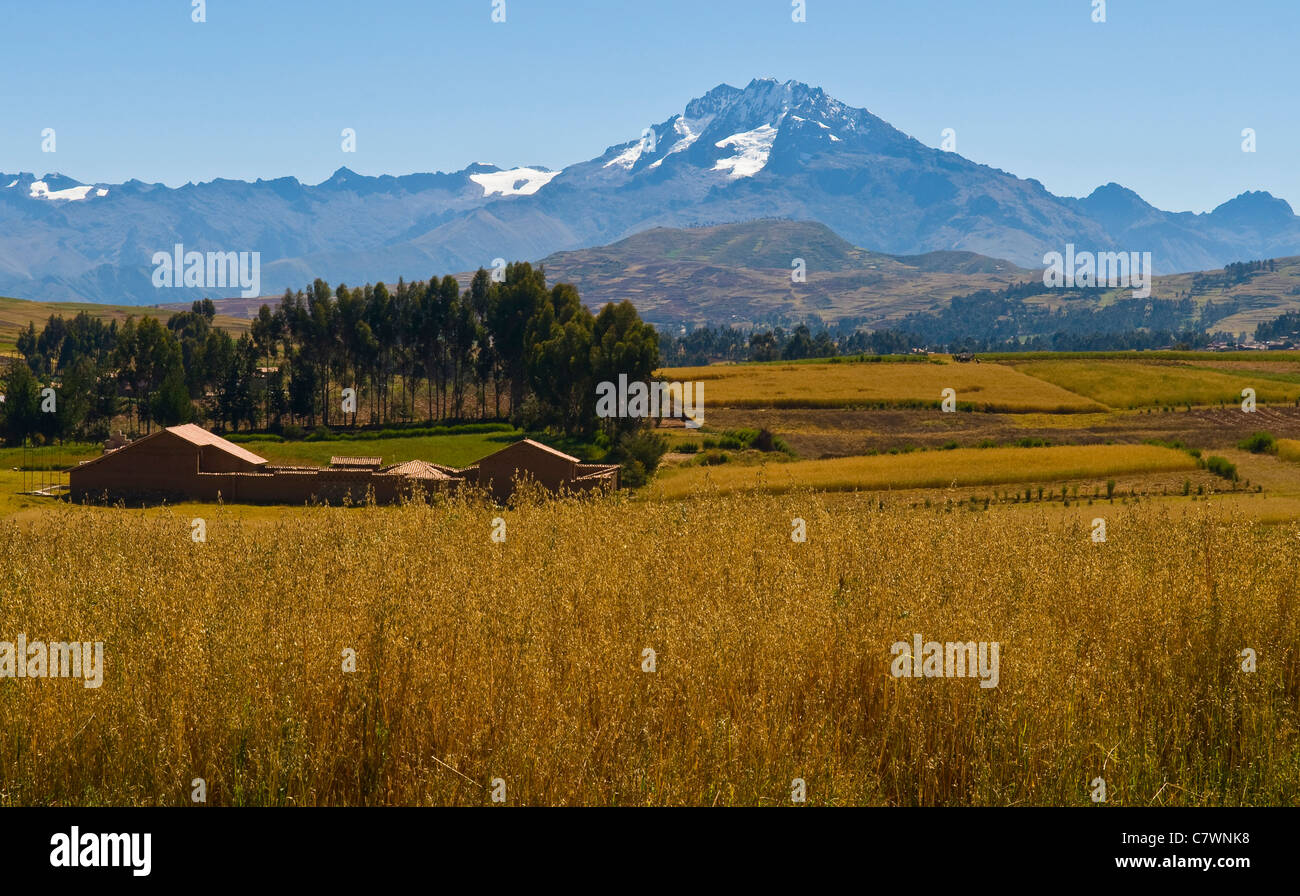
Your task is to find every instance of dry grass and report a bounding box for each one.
[2,491,1296,806]
[1277,439,1300,464]
[646,444,1200,499]
[659,360,1104,413]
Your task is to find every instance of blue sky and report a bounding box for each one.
[1,0,1293,213]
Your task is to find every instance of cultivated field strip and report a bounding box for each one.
[648,444,1200,499]
[1008,359,1300,409]
[660,361,1105,413]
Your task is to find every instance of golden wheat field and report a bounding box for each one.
[648,444,1200,499]
[2,490,1297,806]
[1008,360,1300,410]
[660,361,1104,412]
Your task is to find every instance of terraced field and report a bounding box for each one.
[661,359,1105,413]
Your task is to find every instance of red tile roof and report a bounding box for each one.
[380,460,456,480]
[330,456,383,468]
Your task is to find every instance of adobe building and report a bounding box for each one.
[465,438,619,501]
[68,425,618,506]
[68,424,268,503]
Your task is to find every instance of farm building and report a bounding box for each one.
[466,438,620,501]
[68,425,618,505]
[68,424,268,503]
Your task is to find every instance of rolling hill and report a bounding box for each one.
[534,219,1035,327]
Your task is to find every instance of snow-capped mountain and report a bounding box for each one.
[11,172,111,202]
[4,77,1300,304]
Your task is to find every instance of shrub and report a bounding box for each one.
[1205,456,1238,481]
[620,459,649,489]
[717,428,759,451]
[1238,431,1277,454]
[616,429,669,480]
[678,441,699,454]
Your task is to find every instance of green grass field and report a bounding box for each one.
[233,431,521,468]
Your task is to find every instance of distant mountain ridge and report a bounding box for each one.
[5,77,1300,306]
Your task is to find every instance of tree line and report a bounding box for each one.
[1,263,659,446]
[1253,308,1300,344]
[658,281,1239,363]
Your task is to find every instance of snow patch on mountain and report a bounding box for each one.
[469,167,559,196]
[30,180,98,201]
[791,114,842,142]
[604,142,644,170]
[712,124,778,179]
[649,114,715,170]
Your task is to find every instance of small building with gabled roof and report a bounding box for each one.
[69,424,268,502]
[471,438,619,501]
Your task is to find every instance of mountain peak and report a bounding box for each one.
[1211,190,1295,225]
[1081,182,1154,211]
[1087,182,1145,201]
[685,78,840,122]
